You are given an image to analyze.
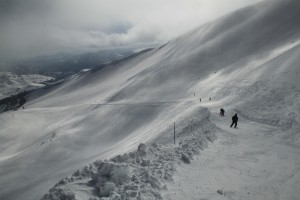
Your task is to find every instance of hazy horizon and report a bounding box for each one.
[0,0,262,63]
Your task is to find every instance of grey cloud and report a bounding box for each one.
[0,0,262,63]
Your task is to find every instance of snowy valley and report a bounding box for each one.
[0,0,300,200]
[0,72,54,100]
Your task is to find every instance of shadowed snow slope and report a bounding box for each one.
[0,0,300,199]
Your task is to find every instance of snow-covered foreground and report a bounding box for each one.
[163,105,300,200]
[41,85,300,200]
[41,105,217,200]
[0,0,300,199]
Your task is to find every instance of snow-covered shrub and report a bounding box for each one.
[181,153,190,164]
[124,184,139,191]
[141,159,150,166]
[99,182,116,197]
[88,197,100,200]
[41,188,75,200]
[55,177,71,186]
[111,164,130,185]
[125,190,138,198]
[137,143,147,156]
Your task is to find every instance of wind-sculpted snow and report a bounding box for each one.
[1,0,300,199]
[0,72,54,99]
[41,111,217,200]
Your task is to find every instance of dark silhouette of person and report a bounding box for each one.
[209,97,211,101]
[230,114,238,128]
[220,108,225,116]
[200,98,201,102]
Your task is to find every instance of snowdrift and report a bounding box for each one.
[0,0,300,199]
[41,108,217,200]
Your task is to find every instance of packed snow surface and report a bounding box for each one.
[0,0,300,199]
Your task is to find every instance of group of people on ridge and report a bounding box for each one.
[220,108,238,128]
[197,93,238,128]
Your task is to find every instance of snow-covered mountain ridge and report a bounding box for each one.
[0,72,54,99]
[0,0,300,199]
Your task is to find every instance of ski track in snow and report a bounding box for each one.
[163,107,300,200]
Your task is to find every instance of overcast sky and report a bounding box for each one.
[0,0,262,62]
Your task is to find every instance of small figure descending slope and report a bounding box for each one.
[220,108,225,116]
[230,114,238,128]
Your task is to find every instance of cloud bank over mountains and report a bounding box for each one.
[0,0,260,62]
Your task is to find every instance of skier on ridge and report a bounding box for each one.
[220,108,225,116]
[230,114,238,128]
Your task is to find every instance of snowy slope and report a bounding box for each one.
[0,72,54,99]
[0,0,300,199]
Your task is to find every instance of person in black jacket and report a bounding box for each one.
[220,108,225,116]
[230,114,238,128]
